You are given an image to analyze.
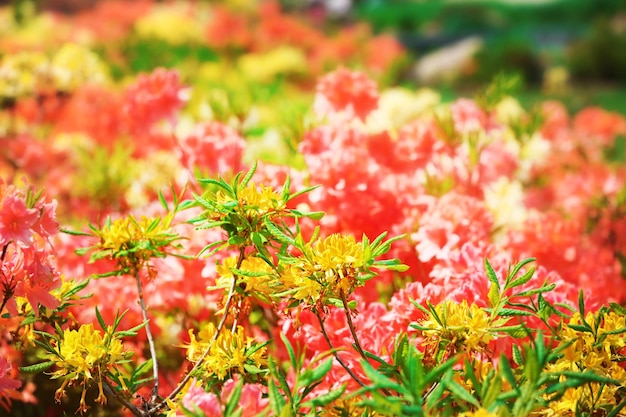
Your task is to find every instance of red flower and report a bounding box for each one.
[124,68,185,134]
[0,189,39,247]
[314,67,379,122]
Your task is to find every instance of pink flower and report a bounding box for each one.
[0,190,39,247]
[314,67,378,122]
[178,122,246,175]
[0,355,21,411]
[124,68,185,134]
[180,379,221,417]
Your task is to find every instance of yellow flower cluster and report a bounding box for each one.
[0,51,49,98]
[541,312,626,415]
[184,323,267,380]
[49,324,127,413]
[216,182,286,219]
[0,43,108,100]
[280,234,367,304]
[419,300,494,355]
[215,255,277,303]
[93,215,178,273]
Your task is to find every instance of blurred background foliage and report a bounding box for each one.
[4,0,626,113]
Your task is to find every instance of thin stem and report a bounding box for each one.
[148,246,246,415]
[340,290,367,360]
[134,270,160,404]
[314,309,366,388]
[339,291,393,397]
[102,380,142,417]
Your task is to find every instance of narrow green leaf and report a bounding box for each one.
[507,258,536,284]
[507,267,536,290]
[158,189,169,211]
[578,289,585,318]
[301,358,332,387]
[515,283,556,297]
[19,361,55,373]
[277,335,297,374]
[302,384,346,408]
[132,359,154,380]
[225,378,244,416]
[567,324,593,333]
[95,307,107,332]
[484,258,500,291]
[445,375,480,407]
[60,228,93,236]
[241,161,258,189]
[263,218,295,245]
[287,185,320,201]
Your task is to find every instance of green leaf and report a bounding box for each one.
[567,324,593,333]
[158,189,169,211]
[578,289,585,318]
[444,374,480,407]
[302,384,346,408]
[240,161,258,189]
[263,218,295,245]
[288,209,325,220]
[287,185,320,201]
[498,355,518,391]
[95,306,107,332]
[300,358,332,387]
[484,258,500,291]
[225,378,244,416]
[280,332,300,372]
[60,228,93,236]
[19,361,55,373]
[197,177,233,194]
[515,283,556,297]
[132,359,154,381]
[497,308,534,317]
[507,267,535,290]
[507,258,536,285]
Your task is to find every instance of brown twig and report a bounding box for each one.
[134,270,160,404]
[147,246,246,415]
[314,309,366,388]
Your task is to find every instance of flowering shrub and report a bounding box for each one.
[1,1,626,416]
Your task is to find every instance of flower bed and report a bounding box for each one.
[1,1,626,416]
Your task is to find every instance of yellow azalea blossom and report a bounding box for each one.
[419,300,494,354]
[134,5,204,45]
[215,182,286,218]
[0,51,49,98]
[215,255,278,301]
[92,214,179,274]
[49,324,129,413]
[184,323,267,381]
[301,233,366,297]
[50,43,108,91]
[279,263,322,303]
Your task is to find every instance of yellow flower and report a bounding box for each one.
[135,5,204,45]
[216,255,278,301]
[419,300,493,354]
[50,323,128,413]
[184,323,267,381]
[216,182,286,218]
[279,264,322,303]
[92,214,179,273]
[0,51,49,98]
[50,43,108,91]
[305,234,365,296]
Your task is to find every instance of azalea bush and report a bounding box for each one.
[1,1,626,417]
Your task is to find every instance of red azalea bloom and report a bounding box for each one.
[0,190,39,247]
[314,67,379,122]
